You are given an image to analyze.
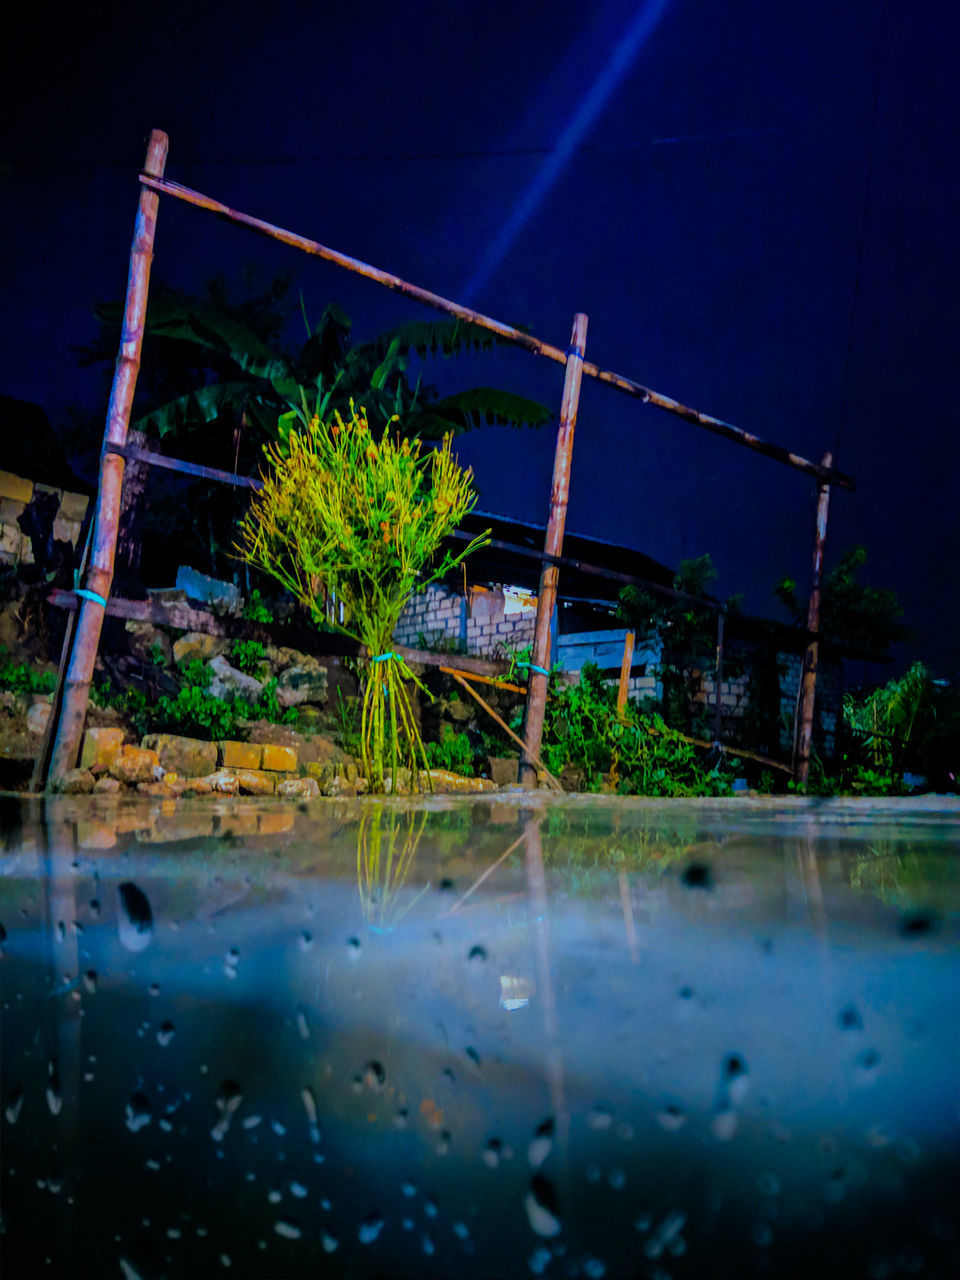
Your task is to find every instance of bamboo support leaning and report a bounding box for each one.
[447,670,565,792]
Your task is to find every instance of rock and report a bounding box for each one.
[444,697,473,725]
[172,632,226,666]
[93,776,122,795]
[109,745,161,785]
[55,768,96,795]
[487,755,519,787]
[80,726,125,772]
[175,565,242,614]
[322,773,357,798]
[208,769,240,795]
[207,654,264,701]
[277,776,320,801]
[126,622,172,666]
[234,768,275,796]
[141,733,218,777]
[161,773,213,797]
[26,700,52,736]
[422,770,497,794]
[261,743,298,772]
[219,740,262,770]
[276,662,329,708]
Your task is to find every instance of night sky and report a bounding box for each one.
[3,0,957,674]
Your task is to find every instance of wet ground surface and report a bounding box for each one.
[1,793,959,1279]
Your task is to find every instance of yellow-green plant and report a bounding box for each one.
[237,403,487,790]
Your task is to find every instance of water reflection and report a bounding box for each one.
[0,794,958,1278]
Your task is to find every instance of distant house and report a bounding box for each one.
[394,508,843,763]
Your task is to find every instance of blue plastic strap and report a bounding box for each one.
[371,652,400,663]
[516,661,550,677]
[75,588,108,608]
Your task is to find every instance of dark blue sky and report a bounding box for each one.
[2,0,957,673]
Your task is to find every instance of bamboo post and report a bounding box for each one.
[795,451,833,788]
[46,130,168,787]
[520,313,588,787]
[616,630,635,720]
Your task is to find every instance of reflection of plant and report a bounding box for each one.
[357,807,429,931]
[238,405,487,790]
[541,663,734,796]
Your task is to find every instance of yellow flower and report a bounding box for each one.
[365,445,378,462]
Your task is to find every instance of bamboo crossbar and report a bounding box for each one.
[138,172,854,491]
[438,665,528,695]
[103,442,261,489]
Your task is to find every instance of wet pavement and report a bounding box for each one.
[1,794,959,1278]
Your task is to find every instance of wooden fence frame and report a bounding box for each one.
[44,129,853,789]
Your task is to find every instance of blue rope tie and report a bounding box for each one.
[371,652,401,663]
[516,661,550,677]
[75,588,108,608]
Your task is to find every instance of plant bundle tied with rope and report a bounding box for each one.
[237,401,488,791]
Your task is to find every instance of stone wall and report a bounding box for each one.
[0,470,89,565]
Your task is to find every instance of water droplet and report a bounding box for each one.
[5,1085,24,1125]
[211,1081,242,1141]
[89,898,101,917]
[656,1104,687,1132]
[295,1007,310,1039]
[149,983,161,997]
[608,1169,625,1189]
[855,1048,881,1082]
[583,1258,607,1278]
[899,912,937,937]
[528,1117,554,1168]
[401,1218,414,1231]
[585,1163,601,1184]
[401,1181,418,1197]
[156,1022,175,1047]
[424,1197,438,1218]
[299,931,313,952]
[268,1189,282,1204]
[347,936,362,957]
[274,1219,301,1240]
[271,1119,286,1136]
[757,1172,780,1195]
[358,1214,384,1244]
[587,1105,613,1131]
[421,1233,435,1256]
[682,862,712,889]
[321,1233,339,1253]
[118,883,153,953]
[364,1061,385,1091]
[82,970,97,994]
[242,1115,262,1130]
[126,1091,152,1133]
[394,1108,409,1129]
[839,1005,863,1031]
[119,1258,145,1280]
[289,1181,307,1199]
[468,944,487,963]
[453,1221,469,1240]
[301,1087,319,1142]
[529,1245,552,1275]
[753,1221,773,1247]
[46,1061,62,1116]
[525,1176,562,1238]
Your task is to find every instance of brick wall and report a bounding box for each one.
[394,582,537,657]
[0,470,89,565]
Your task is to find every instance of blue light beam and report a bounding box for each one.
[461,0,671,304]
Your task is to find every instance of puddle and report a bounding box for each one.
[1,794,959,1277]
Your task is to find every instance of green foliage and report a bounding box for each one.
[424,724,475,776]
[774,544,910,656]
[238,405,488,790]
[842,661,959,790]
[242,589,274,625]
[541,663,735,796]
[0,648,57,696]
[229,639,267,677]
[147,641,168,667]
[618,554,731,734]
